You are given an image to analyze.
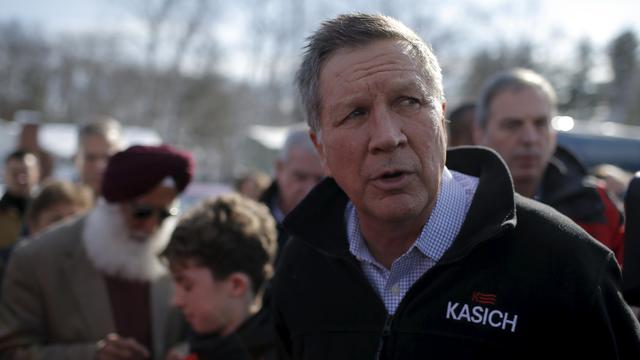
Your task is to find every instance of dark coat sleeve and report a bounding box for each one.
[583,253,640,358]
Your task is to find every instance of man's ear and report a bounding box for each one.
[73,151,82,169]
[548,126,558,154]
[227,272,251,297]
[275,157,285,176]
[440,101,448,145]
[309,130,331,177]
[441,101,447,121]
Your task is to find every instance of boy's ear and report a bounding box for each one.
[227,273,251,297]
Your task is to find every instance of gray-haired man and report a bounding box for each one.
[473,68,624,264]
[272,13,640,359]
[75,116,124,198]
[260,128,323,260]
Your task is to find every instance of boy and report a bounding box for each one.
[26,179,93,236]
[162,194,279,359]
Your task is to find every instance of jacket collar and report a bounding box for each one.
[284,147,516,262]
[441,147,516,263]
[0,191,29,216]
[259,180,279,208]
[540,145,590,205]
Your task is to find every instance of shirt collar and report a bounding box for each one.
[413,167,467,261]
[270,196,285,223]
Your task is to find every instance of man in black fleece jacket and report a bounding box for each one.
[272,13,640,359]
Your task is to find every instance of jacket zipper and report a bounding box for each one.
[375,314,394,359]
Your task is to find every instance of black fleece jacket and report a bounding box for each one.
[188,305,282,360]
[260,181,291,265]
[272,147,640,360]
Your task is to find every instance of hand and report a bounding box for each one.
[165,342,189,360]
[165,349,186,360]
[96,333,150,360]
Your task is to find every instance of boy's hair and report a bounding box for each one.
[162,193,277,294]
[26,180,93,225]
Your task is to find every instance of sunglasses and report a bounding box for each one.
[128,203,178,221]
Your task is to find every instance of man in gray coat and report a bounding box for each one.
[0,145,193,360]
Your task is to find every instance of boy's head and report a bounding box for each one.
[26,180,93,235]
[162,193,277,335]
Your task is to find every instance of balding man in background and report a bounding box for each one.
[260,128,324,260]
[75,116,124,198]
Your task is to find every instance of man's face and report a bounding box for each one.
[476,87,556,192]
[238,178,263,200]
[4,156,39,197]
[76,135,121,195]
[171,261,235,334]
[275,147,324,215]
[119,184,178,241]
[312,39,447,226]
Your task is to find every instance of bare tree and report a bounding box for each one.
[561,39,598,118]
[0,21,50,120]
[462,42,537,100]
[608,30,639,124]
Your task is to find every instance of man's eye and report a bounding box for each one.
[535,118,549,129]
[399,97,420,107]
[346,107,366,119]
[502,121,520,130]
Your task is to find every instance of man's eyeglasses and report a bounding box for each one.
[128,203,178,222]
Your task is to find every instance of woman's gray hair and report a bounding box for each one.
[475,68,557,129]
[296,13,444,132]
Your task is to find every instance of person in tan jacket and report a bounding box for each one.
[0,145,193,360]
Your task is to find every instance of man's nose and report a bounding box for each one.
[368,107,407,153]
[520,123,541,144]
[94,158,109,172]
[16,172,29,184]
[139,215,162,235]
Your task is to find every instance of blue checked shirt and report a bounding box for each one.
[346,167,478,314]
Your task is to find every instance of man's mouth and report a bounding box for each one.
[379,170,405,180]
[514,154,540,166]
[371,169,412,190]
[130,232,150,242]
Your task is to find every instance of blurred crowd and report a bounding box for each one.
[1,12,639,360]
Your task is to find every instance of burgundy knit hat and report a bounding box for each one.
[102,145,194,203]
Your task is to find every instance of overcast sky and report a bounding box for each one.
[2,0,639,83]
[3,0,638,41]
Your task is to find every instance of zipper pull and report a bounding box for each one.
[376,314,394,359]
[383,314,394,336]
